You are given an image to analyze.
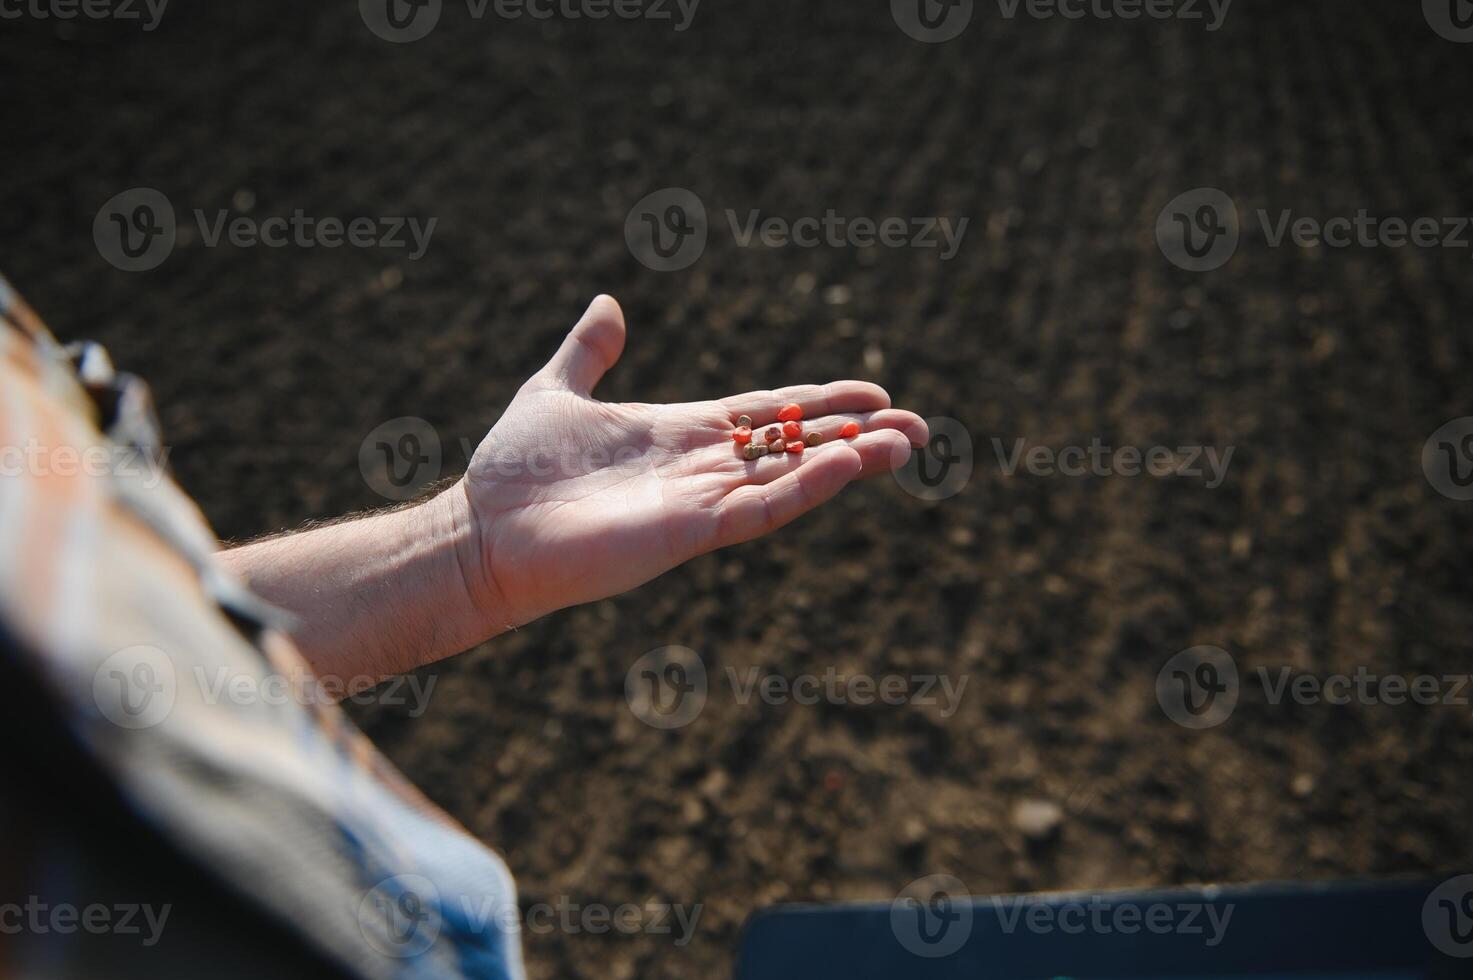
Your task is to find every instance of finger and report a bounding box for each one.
[845,429,915,479]
[540,295,626,395]
[714,444,862,547]
[719,381,891,428]
[801,409,930,447]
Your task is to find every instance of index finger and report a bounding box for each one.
[718,381,892,427]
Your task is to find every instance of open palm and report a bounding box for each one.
[457,296,928,629]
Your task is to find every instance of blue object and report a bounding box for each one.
[735,877,1469,979]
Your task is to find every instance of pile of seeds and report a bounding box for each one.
[732,403,862,460]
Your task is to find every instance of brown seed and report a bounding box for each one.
[743,442,769,461]
[736,414,753,428]
[765,426,784,444]
[806,431,823,447]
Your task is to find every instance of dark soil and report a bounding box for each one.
[5,2,1473,977]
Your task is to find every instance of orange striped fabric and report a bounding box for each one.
[0,275,523,980]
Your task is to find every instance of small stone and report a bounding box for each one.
[765,426,784,444]
[822,284,851,306]
[736,414,753,428]
[863,344,884,373]
[1012,799,1064,841]
[743,443,769,461]
[805,431,823,447]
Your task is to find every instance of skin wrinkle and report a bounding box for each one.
[447,480,504,636]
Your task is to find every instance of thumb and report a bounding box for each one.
[541,295,626,395]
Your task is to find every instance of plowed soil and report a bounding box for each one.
[5,2,1472,977]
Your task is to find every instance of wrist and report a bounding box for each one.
[417,481,515,651]
[220,481,515,681]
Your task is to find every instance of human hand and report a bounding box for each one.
[451,296,928,630]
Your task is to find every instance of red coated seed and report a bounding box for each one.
[782,420,802,439]
[732,426,752,445]
[786,440,804,454]
[777,403,804,423]
[840,421,861,439]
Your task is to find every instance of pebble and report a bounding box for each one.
[1012,799,1064,840]
[743,443,769,461]
[805,431,823,446]
[822,285,852,306]
[765,426,784,444]
[736,414,753,427]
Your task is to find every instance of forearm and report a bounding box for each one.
[217,482,500,682]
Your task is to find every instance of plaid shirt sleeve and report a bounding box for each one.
[0,274,524,980]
